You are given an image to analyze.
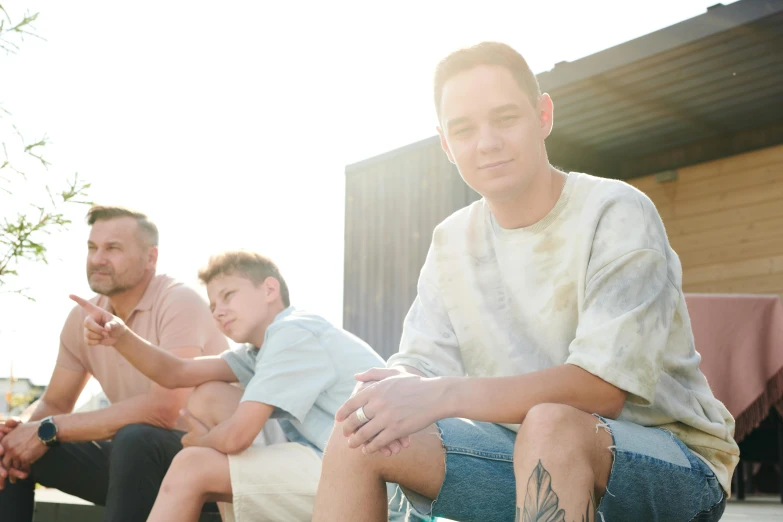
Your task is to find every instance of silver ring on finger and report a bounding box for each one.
[356,406,370,425]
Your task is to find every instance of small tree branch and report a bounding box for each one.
[0,6,87,300]
[0,7,42,55]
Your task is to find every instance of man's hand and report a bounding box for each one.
[346,369,412,457]
[336,367,444,455]
[179,409,210,448]
[70,295,129,346]
[0,419,29,489]
[0,418,17,441]
[1,421,44,486]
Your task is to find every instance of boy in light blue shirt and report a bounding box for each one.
[220,304,382,456]
[72,250,415,522]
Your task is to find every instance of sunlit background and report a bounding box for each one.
[1,0,736,403]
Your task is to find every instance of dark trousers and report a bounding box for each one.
[0,423,218,522]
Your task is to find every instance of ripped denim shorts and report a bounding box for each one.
[398,416,726,522]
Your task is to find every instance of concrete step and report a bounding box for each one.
[33,502,221,522]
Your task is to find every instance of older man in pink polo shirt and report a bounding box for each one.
[0,206,229,522]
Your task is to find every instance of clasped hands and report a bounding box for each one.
[0,297,123,491]
[0,418,42,490]
[336,367,445,457]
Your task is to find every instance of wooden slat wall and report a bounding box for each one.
[628,144,783,296]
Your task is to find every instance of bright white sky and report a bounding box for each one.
[1,0,735,401]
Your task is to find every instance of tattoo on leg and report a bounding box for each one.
[582,496,594,522]
[517,460,595,522]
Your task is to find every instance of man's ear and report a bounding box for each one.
[538,93,554,139]
[437,126,456,165]
[147,246,159,269]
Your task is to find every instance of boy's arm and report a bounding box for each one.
[54,363,194,441]
[112,329,236,388]
[184,401,274,454]
[70,294,236,388]
[191,326,338,455]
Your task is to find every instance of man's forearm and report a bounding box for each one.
[440,364,627,424]
[25,399,68,423]
[53,393,177,442]
[113,330,186,388]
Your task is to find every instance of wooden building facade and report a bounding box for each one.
[629,144,783,297]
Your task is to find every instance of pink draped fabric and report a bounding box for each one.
[686,293,783,442]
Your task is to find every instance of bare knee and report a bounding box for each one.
[186,382,225,422]
[323,422,382,469]
[515,405,615,498]
[161,448,212,495]
[322,422,418,482]
[515,404,589,456]
[514,403,613,478]
[521,403,583,433]
[188,381,225,408]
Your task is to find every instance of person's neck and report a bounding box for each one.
[108,271,155,321]
[487,165,566,230]
[249,302,287,348]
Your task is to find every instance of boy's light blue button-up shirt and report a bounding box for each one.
[221,306,384,452]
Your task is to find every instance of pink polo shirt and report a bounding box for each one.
[56,273,229,404]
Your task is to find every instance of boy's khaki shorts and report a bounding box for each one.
[220,440,322,522]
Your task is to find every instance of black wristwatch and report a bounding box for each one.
[37,416,59,447]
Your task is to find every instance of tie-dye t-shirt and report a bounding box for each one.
[387,172,739,494]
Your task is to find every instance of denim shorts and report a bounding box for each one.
[400,416,726,522]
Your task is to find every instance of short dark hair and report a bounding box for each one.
[198,250,291,308]
[86,205,159,246]
[434,42,541,120]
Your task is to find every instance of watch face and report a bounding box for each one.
[39,421,57,441]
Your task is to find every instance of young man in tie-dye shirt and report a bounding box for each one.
[314,42,739,522]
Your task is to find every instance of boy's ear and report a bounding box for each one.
[264,276,281,303]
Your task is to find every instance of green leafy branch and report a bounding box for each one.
[0,6,91,300]
[0,4,42,55]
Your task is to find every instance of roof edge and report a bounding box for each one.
[346,135,441,174]
[345,0,783,172]
[537,0,783,91]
